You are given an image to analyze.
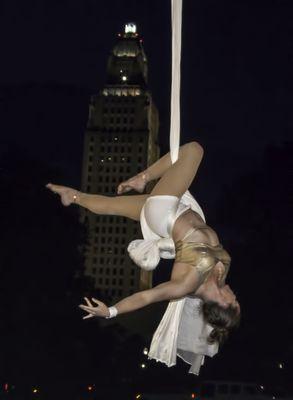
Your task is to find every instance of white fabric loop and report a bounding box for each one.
[127,237,175,271]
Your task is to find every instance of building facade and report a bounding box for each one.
[81,23,160,305]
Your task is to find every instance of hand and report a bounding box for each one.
[46,183,80,206]
[117,172,147,195]
[79,297,110,319]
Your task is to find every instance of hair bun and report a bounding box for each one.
[208,327,229,345]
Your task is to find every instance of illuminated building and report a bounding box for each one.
[81,23,160,304]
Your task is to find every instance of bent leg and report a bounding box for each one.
[149,141,203,198]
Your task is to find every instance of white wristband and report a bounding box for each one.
[105,306,118,319]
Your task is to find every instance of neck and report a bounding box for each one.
[195,280,220,303]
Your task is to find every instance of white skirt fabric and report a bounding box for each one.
[148,296,218,375]
[127,190,206,271]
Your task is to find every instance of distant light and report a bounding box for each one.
[278,363,284,369]
[140,39,143,43]
[118,33,121,37]
[136,395,141,399]
[272,397,276,400]
[120,70,123,73]
[143,347,148,355]
[140,363,146,369]
[108,156,112,160]
[191,394,196,399]
[88,385,93,392]
[4,384,8,391]
[32,388,39,394]
[125,23,137,34]
[114,137,118,141]
[122,76,127,82]
[260,385,265,390]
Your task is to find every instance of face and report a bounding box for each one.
[218,284,240,313]
[202,264,240,313]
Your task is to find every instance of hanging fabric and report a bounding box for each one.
[170,0,183,164]
[147,0,220,375]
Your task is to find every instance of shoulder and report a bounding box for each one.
[171,261,200,292]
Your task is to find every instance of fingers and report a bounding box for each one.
[91,298,101,305]
[84,297,93,307]
[83,314,94,320]
[79,305,95,312]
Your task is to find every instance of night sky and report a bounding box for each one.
[0,0,292,398]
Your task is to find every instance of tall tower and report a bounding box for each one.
[81,24,160,306]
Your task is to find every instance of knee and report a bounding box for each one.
[187,141,204,157]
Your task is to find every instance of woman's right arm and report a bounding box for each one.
[79,270,199,318]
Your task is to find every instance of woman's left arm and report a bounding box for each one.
[79,272,198,318]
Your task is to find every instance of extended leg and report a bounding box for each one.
[46,183,149,222]
[77,193,149,221]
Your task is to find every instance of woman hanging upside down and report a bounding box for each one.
[46,141,240,374]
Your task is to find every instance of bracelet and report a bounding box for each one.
[105,306,118,319]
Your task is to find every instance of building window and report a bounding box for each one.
[201,384,215,397]
[243,386,256,395]
[218,385,228,395]
[231,386,241,395]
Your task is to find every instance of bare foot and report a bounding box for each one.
[46,183,80,206]
[117,172,147,195]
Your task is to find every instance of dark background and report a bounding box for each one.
[0,0,292,398]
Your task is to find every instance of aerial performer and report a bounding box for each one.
[46,0,241,374]
[46,141,240,374]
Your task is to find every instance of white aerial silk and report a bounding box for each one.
[147,0,219,374]
[169,0,182,164]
